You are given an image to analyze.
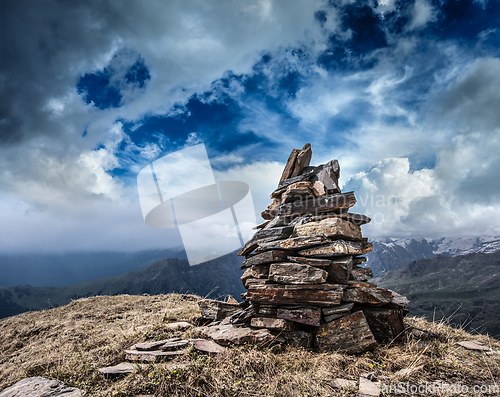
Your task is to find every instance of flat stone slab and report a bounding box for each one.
[269,262,327,284]
[332,378,356,389]
[0,377,85,396]
[161,340,190,351]
[457,341,492,351]
[200,324,273,346]
[98,362,144,376]
[298,239,372,257]
[164,321,193,331]
[192,339,227,354]
[277,307,321,326]
[314,311,377,354]
[124,349,185,362]
[359,377,380,396]
[133,338,181,351]
[250,317,291,330]
[293,217,362,240]
[342,287,393,305]
[246,283,344,306]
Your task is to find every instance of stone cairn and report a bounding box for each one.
[199,144,409,354]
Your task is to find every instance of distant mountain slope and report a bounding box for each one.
[0,248,187,288]
[367,236,500,276]
[0,253,245,319]
[2,237,499,289]
[373,251,500,338]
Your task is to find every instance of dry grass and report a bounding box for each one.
[0,294,499,396]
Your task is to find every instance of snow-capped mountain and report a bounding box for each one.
[366,236,500,276]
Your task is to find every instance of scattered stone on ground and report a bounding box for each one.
[332,378,357,389]
[0,377,85,397]
[457,340,492,351]
[358,377,380,396]
[191,339,227,354]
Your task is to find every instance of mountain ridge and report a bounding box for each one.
[0,253,245,319]
[373,250,500,338]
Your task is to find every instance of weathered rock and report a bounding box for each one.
[238,226,294,256]
[282,181,314,203]
[124,349,185,362]
[133,338,181,351]
[192,339,227,354]
[290,143,312,177]
[282,331,313,347]
[241,250,288,268]
[298,240,368,258]
[164,321,194,331]
[278,191,356,217]
[324,312,350,323]
[160,340,190,351]
[457,341,492,351]
[256,235,329,252]
[362,307,405,342]
[287,256,331,267]
[345,281,376,288]
[245,278,272,288]
[359,377,380,396]
[314,311,377,354]
[279,148,300,182]
[98,362,144,376]
[293,218,362,240]
[332,378,357,389]
[201,324,273,346]
[267,198,281,211]
[199,300,242,321]
[305,160,341,193]
[247,284,344,306]
[269,263,328,284]
[322,302,354,316]
[390,291,410,307]
[241,264,270,284]
[277,307,321,326]
[250,317,292,330]
[228,305,257,324]
[327,257,353,283]
[263,216,288,229]
[342,287,393,306]
[350,265,373,281]
[312,181,326,196]
[258,305,278,316]
[0,377,86,397]
[310,213,371,226]
[277,172,313,189]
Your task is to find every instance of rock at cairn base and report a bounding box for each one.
[198,144,409,354]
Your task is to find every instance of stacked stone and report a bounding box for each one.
[236,144,409,354]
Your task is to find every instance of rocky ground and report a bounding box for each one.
[1,293,500,396]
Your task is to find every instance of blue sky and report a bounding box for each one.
[1,0,500,253]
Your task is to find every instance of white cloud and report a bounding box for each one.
[407,0,438,31]
[344,158,439,237]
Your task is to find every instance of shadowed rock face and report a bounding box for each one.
[0,377,85,396]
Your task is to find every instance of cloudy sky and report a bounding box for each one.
[1,0,500,254]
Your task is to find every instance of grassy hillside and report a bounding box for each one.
[1,294,500,396]
[0,254,245,319]
[374,251,500,338]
